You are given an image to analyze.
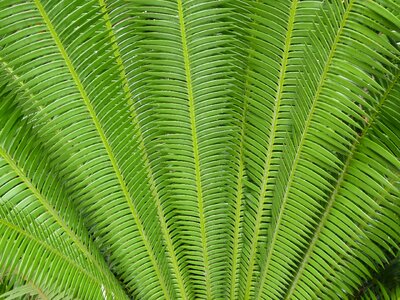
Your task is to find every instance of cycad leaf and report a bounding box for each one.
[284,74,400,300]
[0,0,399,299]
[115,1,237,298]
[234,1,324,298]
[256,1,399,298]
[0,1,174,298]
[0,79,128,299]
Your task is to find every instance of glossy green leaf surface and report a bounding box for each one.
[0,0,399,299]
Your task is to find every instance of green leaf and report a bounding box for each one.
[0,0,398,299]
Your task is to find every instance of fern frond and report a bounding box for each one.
[284,74,400,299]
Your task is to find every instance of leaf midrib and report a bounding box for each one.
[0,219,103,292]
[0,147,95,270]
[284,73,399,299]
[177,0,212,298]
[98,1,190,299]
[0,59,44,113]
[242,1,299,299]
[33,1,170,298]
[255,1,354,297]
[229,76,248,300]
[229,4,262,298]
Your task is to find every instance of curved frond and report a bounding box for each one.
[255,1,400,298]
[0,79,128,299]
[234,1,324,298]
[0,1,174,298]
[284,74,400,299]
[0,0,398,299]
[112,1,237,298]
[98,1,193,298]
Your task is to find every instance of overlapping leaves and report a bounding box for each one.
[0,0,399,299]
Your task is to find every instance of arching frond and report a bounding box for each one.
[0,79,128,299]
[0,0,398,299]
[0,1,174,298]
[255,1,399,298]
[107,1,237,298]
[231,1,324,298]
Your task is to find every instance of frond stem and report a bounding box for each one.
[229,67,249,300]
[283,73,399,299]
[33,1,171,298]
[228,3,262,298]
[242,1,299,298]
[98,1,190,298]
[255,1,354,297]
[177,0,212,297]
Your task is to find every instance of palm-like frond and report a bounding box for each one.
[234,1,324,298]
[0,0,399,299]
[0,80,128,299]
[254,1,399,299]
[117,2,237,298]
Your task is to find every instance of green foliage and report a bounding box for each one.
[0,0,399,299]
[355,254,400,299]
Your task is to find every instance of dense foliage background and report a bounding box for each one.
[0,0,399,299]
